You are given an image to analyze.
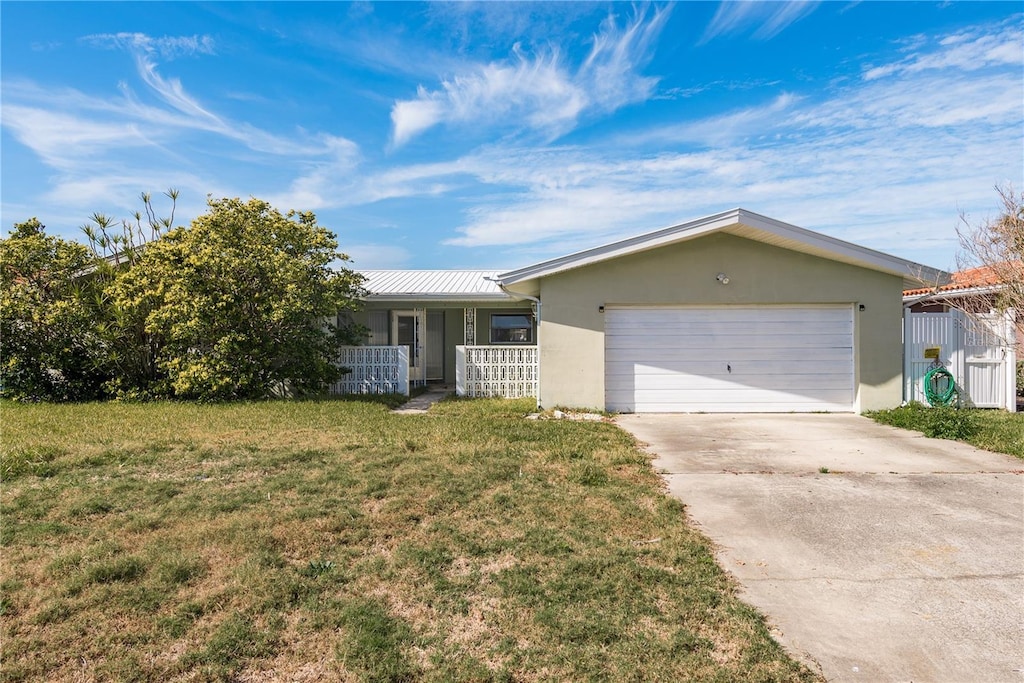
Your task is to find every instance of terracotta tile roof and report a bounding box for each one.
[903,261,1022,297]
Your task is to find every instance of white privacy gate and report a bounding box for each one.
[904,311,1016,409]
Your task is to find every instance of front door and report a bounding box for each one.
[392,310,426,382]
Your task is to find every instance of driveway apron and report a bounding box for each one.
[616,413,1024,683]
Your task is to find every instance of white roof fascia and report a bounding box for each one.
[364,293,513,303]
[498,208,949,290]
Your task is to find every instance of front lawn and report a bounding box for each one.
[867,403,1024,458]
[0,398,818,682]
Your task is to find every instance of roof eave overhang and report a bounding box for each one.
[363,293,514,303]
[497,208,950,291]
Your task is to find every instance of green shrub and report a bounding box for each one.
[1,219,110,402]
[925,406,979,440]
[869,403,979,440]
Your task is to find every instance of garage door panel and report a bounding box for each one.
[607,359,854,376]
[605,307,852,323]
[606,333,854,350]
[606,373,855,392]
[632,388,854,405]
[629,400,853,413]
[606,346,853,363]
[605,320,854,335]
[605,306,855,413]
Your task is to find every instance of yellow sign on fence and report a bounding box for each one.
[923,347,941,359]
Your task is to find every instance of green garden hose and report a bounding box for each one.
[923,366,958,406]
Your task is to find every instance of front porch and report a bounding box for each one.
[331,343,538,398]
[333,270,539,398]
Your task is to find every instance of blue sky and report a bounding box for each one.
[2,2,1021,272]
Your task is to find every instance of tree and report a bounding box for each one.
[107,197,365,400]
[957,186,1024,401]
[81,189,178,267]
[0,219,108,400]
[957,185,1024,315]
[81,190,180,395]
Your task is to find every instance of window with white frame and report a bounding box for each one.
[490,313,533,344]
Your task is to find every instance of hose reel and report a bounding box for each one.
[923,365,958,406]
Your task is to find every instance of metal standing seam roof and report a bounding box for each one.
[358,270,513,301]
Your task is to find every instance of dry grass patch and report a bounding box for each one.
[1,398,820,682]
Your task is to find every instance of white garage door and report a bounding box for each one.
[605,306,854,413]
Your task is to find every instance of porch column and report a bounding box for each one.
[464,307,476,345]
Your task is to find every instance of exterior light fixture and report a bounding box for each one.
[716,273,730,285]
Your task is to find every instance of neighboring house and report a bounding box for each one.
[349,208,948,414]
[903,262,1023,357]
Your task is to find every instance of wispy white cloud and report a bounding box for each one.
[434,19,1021,268]
[653,78,782,100]
[441,116,1017,268]
[390,49,587,147]
[343,243,413,269]
[268,156,471,214]
[31,40,62,52]
[42,172,215,223]
[133,55,224,125]
[4,10,1019,276]
[265,137,364,210]
[580,6,669,110]
[97,35,339,157]
[862,18,1022,80]
[702,2,820,42]
[754,2,820,39]
[627,92,802,146]
[81,32,216,60]
[390,5,669,146]
[422,2,598,50]
[2,32,363,232]
[1,102,151,170]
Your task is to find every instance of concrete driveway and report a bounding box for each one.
[616,414,1024,683]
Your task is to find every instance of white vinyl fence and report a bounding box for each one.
[904,310,1016,409]
[456,346,538,398]
[332,346,409,395]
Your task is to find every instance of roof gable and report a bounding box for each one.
[497,208,949,291]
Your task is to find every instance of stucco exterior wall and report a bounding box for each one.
[536,233,905,412]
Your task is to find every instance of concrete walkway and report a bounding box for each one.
[391,386,450,414]
[616,413,1024,683]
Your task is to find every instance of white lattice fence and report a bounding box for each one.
[456,345,538,398]
[332,346,409,395]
